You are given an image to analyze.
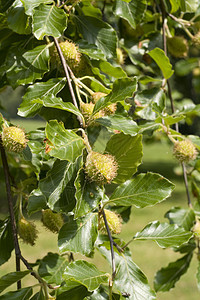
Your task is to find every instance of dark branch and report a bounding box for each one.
[102,209,116,280]
[159,0,192,208]
[0,137,53,289]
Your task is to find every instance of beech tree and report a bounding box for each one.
[0,0,200,299]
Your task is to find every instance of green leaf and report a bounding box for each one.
[92,60,127,78]
[96,115,139,136]
[105,133,143,183]
[134,88,166,120]
[148,48,174,79]
[0,287,32,300]
[38,253,68,285]
[0,219,14,266]
[154,253,193,292]
[108,173,175,207]
[45,120,85,162]
[33,4,67,40]
[88,126,112,154]
[63,260,109,291]
[30,289,45,300]
[114,0,146,29]
[27,189,47,215]
[7,0,31,35]
[21,0,53,16]
[6,44,50,88]
[74,15,117,59]
[74,169,104,218]
[169,0,181,13]
[78,41,105,60]
[39,158,81,210]
[93,77,137,113]
[33,95,83,120]
[58,213,98,256]
[97,243,155,300]
[56,282,91,300]
[0,271,30,293]
[165,207,195,231]
[134,221,193,248]
[18,78,66,117]
[180,0,199,12]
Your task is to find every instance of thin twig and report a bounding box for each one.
[0,137,22,289]
[159,0,192,208]
[0,138,54,294]
[102,209,116,280]
[182,162,192,207]
[53,37,84,127]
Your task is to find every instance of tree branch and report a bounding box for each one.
[0,137,55,293]
[0,137,22,289]
[53,37,84,127]
[102,209,116,280]
[159,0,192,208]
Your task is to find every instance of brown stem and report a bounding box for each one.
[0,138,52,292]
[102,209,116,280]
[53,37,84,127]
[159,0,192,208]
[182,162,192,207]
[0,137,22,289]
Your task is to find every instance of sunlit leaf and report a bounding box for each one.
[134,221,193,248]
[106,133,143,183]
[148,48,174,79]
[114,0,147,29]
[38,253,68,285]
[18,78,66,117]
[45,120,85,162]
[96,115,139,136]
[58,213,98,256]
[108,173,175,207]
[7,0,31,35]
[93,77,137,113]
[97,242,156,299]
[33,4,67,40]
[6,45,49,88]
[74,15,117,59]
[21,0,53,16]
[74,169,104,218]
[63,260,109,291]
[165,207,195,231]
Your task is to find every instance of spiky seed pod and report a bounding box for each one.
[192,32,200,48]
[167,36,188,58]
[85,151,118,184]
[59,40,81,67]
[193,220,200,238]
[91,92,117,116]
[2,126,27,153]
[98,209,122,234]
[173,139,197,163]
[116,48,125,65]
[41,209,64,233]
[80,102,105,126]
[18,217,38,246]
